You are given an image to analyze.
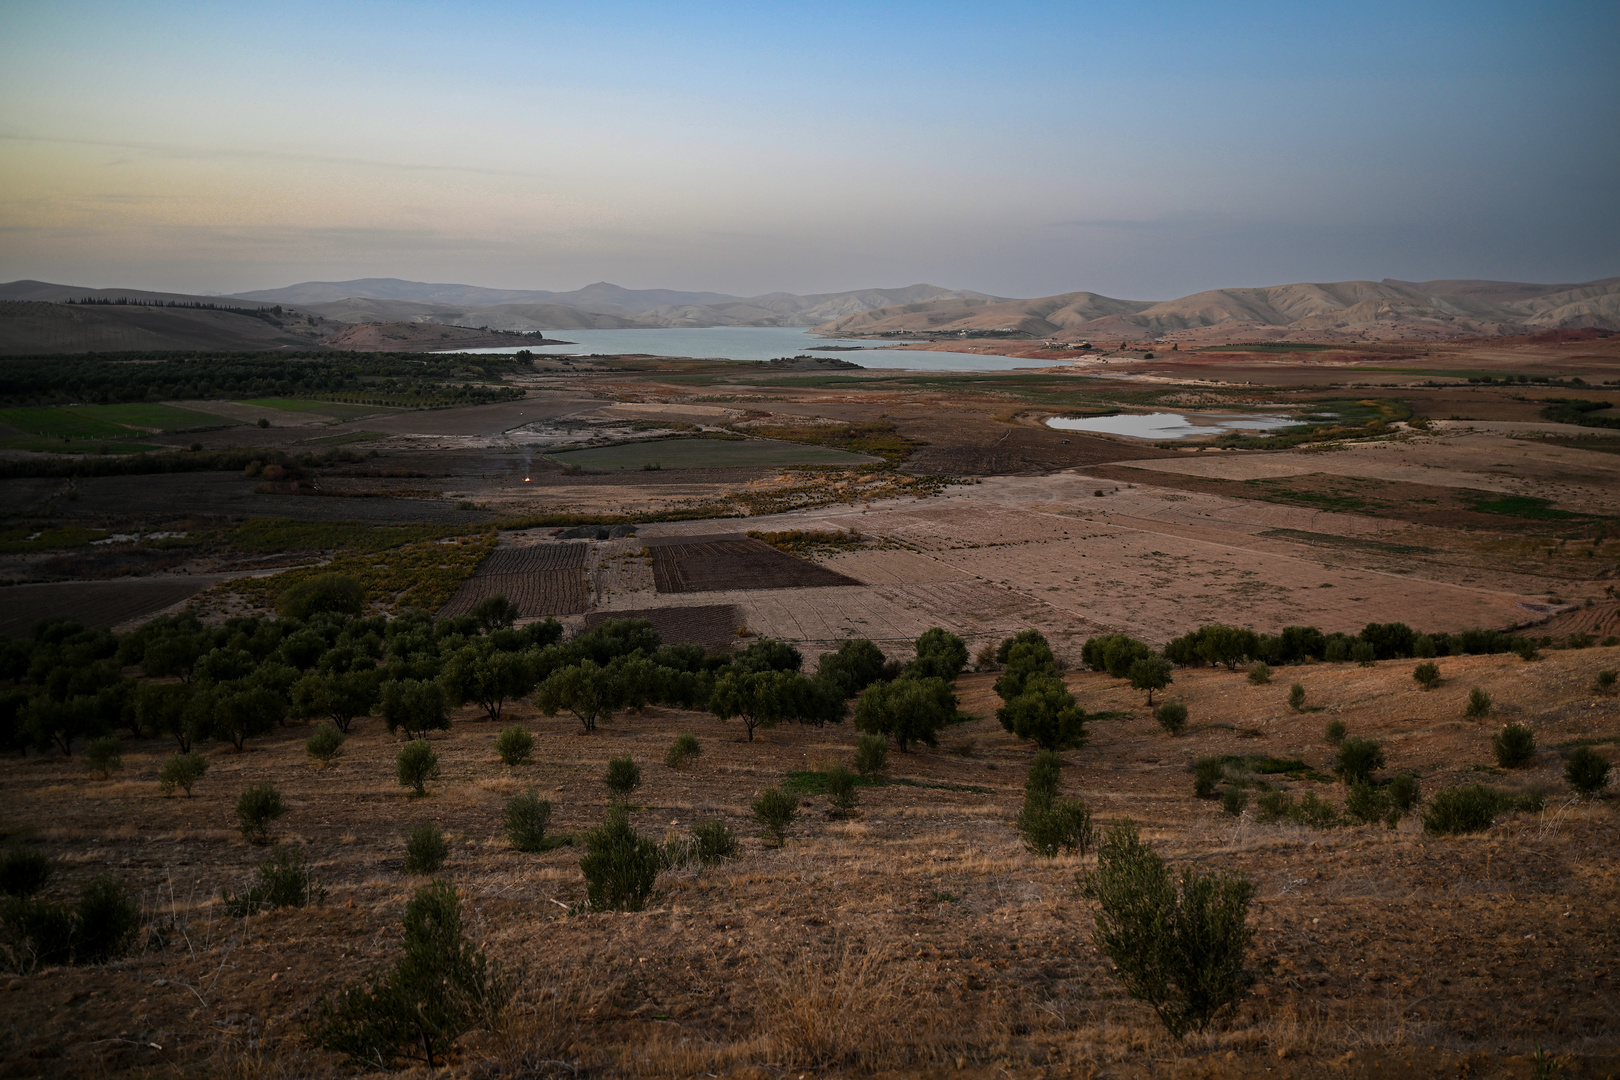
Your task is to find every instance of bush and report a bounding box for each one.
[1565,746,1611,798]
[1255,789,1340,828]
[68,875,142,965]
[1155,700,1187,736]
[854,733,889,776]
[1288,683,1306,711]
[1413,662,1441,690]
[1493,723,1537,768]
[1387,772,1420,812]
[404,824,449,875]
[665,732,701,769]
[1413,634,1437,658]
[1592,669,1617,695]
[1466,687,1492,718]
[1080,820,1258,1038]
[0,847,51,899]
[278,573,365,621]
[1193,756,1224,798]
[996,673,1088,750]
[494,725,534,766]
[1017,751,1091,857]
[0,897,75,972]
[236,782,285,842]
[1219,787,1248,816]
[1514,640,1540,661]
[1324,719,1346,745]
[689,820,738,866]
[311,879,513,1068]
[579,806,660,911]
[1334,736,1386,784]
[604,755,642,799]
[1246,663,1271,686]
[158,751,208,796]
[1423,784,1502,835]
[825,764,859,816]
[1344,781,1397,827]
[396,739,440,797]
[504,790,552,852]
[85,736,122,779]
[222,845,325,916]
[306,723,346,765]
[853,676,956,751]
[1351,641,1376,667]
[752,786,799,847]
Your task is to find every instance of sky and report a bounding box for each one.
[1,0,1617,300]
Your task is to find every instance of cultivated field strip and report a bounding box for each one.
[437,542,591,617]
[582,603,741,649]
[648,534,860,593]
[0,578,212,637]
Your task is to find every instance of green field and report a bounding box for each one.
[545,437,877,470]
[240,398,398,421]
[0,407,141,440]
[75,403,237,431]
[0,437,165,454]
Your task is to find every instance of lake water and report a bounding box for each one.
[1046,412,1298,440]
[438,326,1055,371]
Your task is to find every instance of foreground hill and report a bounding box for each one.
[0,300,334,355]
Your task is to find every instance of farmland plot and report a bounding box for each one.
[582,603,742,649]
[648,534,860,593]
[0,578,211,637]
[438,542,590,617]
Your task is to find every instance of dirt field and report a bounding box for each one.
[438,543,591,618]
[1,646,1615,1079]
[0,577,215,637]
[582,603,743,650]
[649,535,863,594]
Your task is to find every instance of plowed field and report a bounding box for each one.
[438,543,590,617]
[582,603,742,649]
[648,534,860,593]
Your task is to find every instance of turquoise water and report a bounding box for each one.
[437,326,1063,372]
[1046,412,1297,440]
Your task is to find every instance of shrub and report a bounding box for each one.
[1413,634,1437,658]
[1080,819,1258,1038]
[1387,772,1420,812]
[752,786,799,847]
[1413,662,1441,690]
[1344,781,1397,827]
[1423,784,1501,835]
[222,845,325,916]
[853,676,956,751]
[85,736,122,779]
[1324,719,1346,745]
[494,725,534,766]
[604,755,641,799]
[69,875,143,965]
[817,637,888,696]
[504,790,552,852]
[665,733,701,769]
[381,679,451,738]
[1155,701,1188,736]
[158,751,208,796]
[1255,790,1340,828]
[1351,641,1376,667]
[1018,751,1091,857]
[306,723,347,765]
[311,879,513,1068]
[0,847,51,899]
[689,820,738,866]
[579,806,660,911]
[854,733,889,776]
[0,897,75,972]
[996,673,1088,750]
[1220,788,1248,817]
[396,739,440,797]
[1592,669,1618,695]
[278,573,365,621]
[1193,756,1224,798]
[1466,688,1492,718]
[1288,683,1306,711]
[1514,640,1540,661]
[404,824,449,875]
[236,782,285,842]
[1565,746,1611,797]
[1493,723,1537,768]
[1246,663,1272,686]
[825,764,859,816]
[1334,736,1386,784]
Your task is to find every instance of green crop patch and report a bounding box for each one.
[0,526,110,553]
[0,407,141,440]
[74,403,239,431]
[1469,495,1581,521]
[546,437,875,471]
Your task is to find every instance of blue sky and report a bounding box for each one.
[1,0,1615,297]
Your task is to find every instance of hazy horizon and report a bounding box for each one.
[3,0,1617,300]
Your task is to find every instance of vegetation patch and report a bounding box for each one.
[546,437,872,471]
[1468,495,1583,521]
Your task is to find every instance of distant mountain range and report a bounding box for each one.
[2,274,1616,353]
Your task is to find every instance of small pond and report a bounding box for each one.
[1045,412,1298,440]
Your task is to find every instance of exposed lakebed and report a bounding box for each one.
[1045,411,1298,440]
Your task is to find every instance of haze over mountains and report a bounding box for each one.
[1,274,1616,354]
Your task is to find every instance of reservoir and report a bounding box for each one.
[1045,412,1298,440]
[438,326,1056,372]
